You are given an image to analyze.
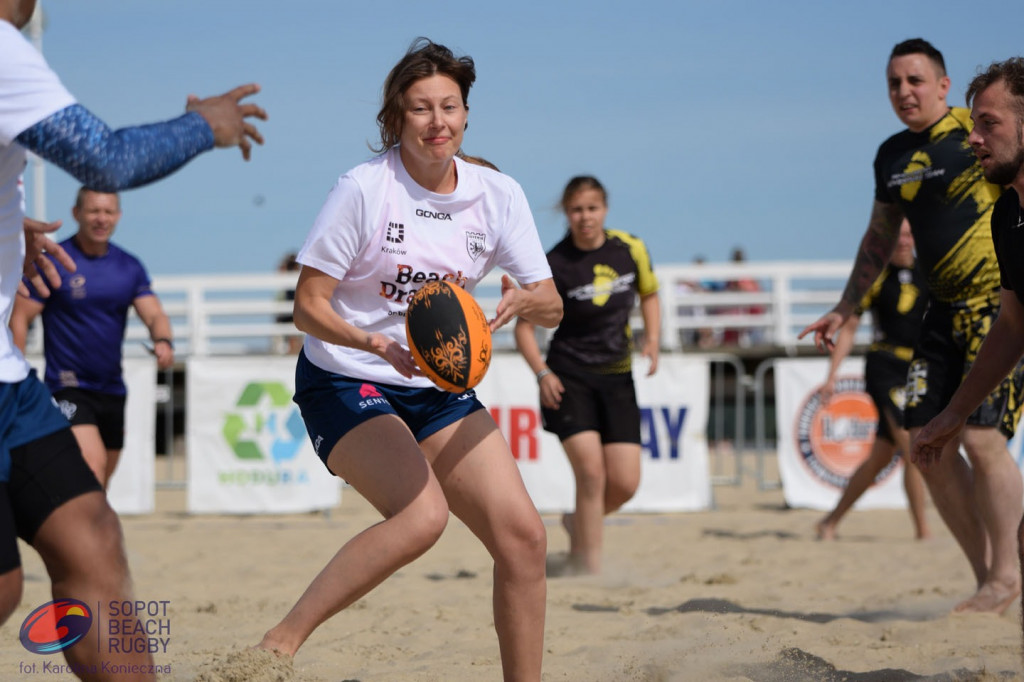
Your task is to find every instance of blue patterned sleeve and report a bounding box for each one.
[14,104,215,191]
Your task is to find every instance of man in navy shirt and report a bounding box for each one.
[11,188,174,487]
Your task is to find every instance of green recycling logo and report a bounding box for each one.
[222,382,305,464]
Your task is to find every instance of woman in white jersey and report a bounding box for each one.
[256,38,562,680]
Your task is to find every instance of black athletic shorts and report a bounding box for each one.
[904,294,1024,437]
[0,486,19,574]
[53,388,127,450]
[540,366,641,444]
[864,350,910,445]
[8,428,102,544]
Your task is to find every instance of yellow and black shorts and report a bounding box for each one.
[904,292,1024,438]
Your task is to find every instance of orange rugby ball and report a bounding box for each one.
[405,281,492,393]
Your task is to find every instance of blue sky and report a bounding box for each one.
[21,0,1024,275]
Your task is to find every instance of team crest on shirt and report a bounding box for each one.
[382,222,407,255]
[466,232,486,261]
[69,274,87,299]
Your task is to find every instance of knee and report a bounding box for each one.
[573,462,607,496]
[960,429,1011,469]
[87,499,128,559]
[0,567,23,627]
[398,492,450,556]
[495,514,547,578]
[606,474,640,508]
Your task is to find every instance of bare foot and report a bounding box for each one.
[546,551,590,577]
[953,581,1021,615]
[815,518,836,541]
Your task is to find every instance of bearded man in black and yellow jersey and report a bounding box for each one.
[802,39,1023,615]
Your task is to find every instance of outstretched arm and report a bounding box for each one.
[15,86,266,190]
[799,200,903,351]
[817,314,861,404]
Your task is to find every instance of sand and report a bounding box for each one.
[2,455,1022,682]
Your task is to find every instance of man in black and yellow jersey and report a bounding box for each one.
[803,39,1023,614]
[915,57,1024,625]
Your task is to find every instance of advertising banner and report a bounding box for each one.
[107,358,157,514]
[186,357,340,514]
[775,357,907,510]
[476,354,711,512]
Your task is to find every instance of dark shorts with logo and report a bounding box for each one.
[864,350,910,445]
[294,350,485,473]
[540,366,641,444]
[904,295,1024,437]
[52,388,127,450]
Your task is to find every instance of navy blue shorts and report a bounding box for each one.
[294,350,486,472]
[0,371,73,482]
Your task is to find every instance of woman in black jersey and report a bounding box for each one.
[515,176,661,575]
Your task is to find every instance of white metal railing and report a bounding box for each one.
[22,261,866,358]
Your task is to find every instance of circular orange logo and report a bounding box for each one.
[795,377,897,488]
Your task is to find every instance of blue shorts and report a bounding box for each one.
[0,371,72,482]
[294,350,486,472]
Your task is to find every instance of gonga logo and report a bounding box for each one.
[221,382,305,463]
[20,599,93,654]
[795,377,897,488]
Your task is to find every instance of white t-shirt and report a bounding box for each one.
[0,21,75,382]
[298,148,552,387]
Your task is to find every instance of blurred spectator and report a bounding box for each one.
[723,247,764,346]
[677,255,716,348]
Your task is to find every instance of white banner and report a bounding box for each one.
[475,355,711,512]
[775,357,907,511]
[107,358,156,514]
[186,357,341,514]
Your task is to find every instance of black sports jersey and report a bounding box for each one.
[545,229,658,374]
[873,107,1003,303]
[855,261,928,360]
[991,188,1024,306]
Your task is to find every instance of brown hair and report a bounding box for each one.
[966,57,1024,123]
[457,152,500,172]
[559,176,607,213]
[374,38,476,153]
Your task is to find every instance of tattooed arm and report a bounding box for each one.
[839,201,905,311]
[798,200,904,352]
